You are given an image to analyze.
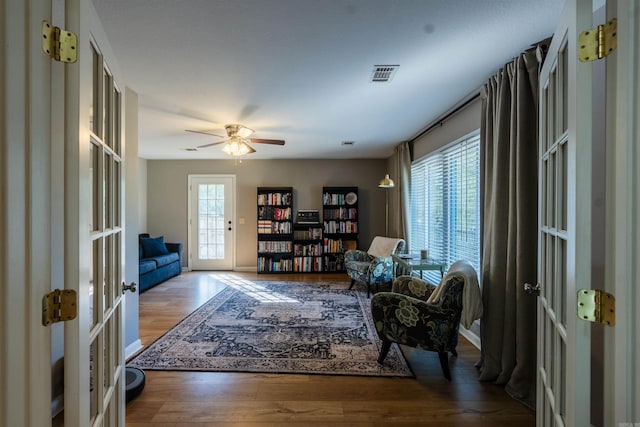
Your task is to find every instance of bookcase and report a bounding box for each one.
[292,223,323,272]
[322,186,358,272]
[257,187,293,273]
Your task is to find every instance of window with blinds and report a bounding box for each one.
[410,132,481,284]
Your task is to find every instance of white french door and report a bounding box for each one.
[538,0,639,425]
[63,2,126,426]
[188,175,235,270]
[537,0,592,425]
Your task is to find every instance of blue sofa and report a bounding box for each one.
[138,234,183,293]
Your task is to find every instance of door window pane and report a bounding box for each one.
[198,184,225,260]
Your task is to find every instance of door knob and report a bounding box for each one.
[122,281,137,294]
[524,282,541,296]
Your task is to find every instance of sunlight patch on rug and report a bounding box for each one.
[127,280,413,377]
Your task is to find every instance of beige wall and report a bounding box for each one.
[412,97,482,160]
[145,158,389,269]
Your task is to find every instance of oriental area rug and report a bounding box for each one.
[127,279,413,377]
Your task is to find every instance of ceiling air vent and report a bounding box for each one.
[371,65,399,83]
[341,141,355,146]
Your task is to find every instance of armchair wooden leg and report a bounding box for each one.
[348,279,355,290]
[438,352,452,381]
[377,340,392,365]
[451,348,458,357]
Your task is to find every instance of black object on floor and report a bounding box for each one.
[125,367,145,403]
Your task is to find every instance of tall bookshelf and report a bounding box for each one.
[322,186,358,272]
[292,223,323,272]
[257,187,293,273]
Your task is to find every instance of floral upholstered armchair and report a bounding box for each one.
[345,236,405,297]
[371,262,482,380]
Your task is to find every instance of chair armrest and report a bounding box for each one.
[165,242,182,254]
[344,249,372,263]
[165,242,183,264]
[391,276,436,302]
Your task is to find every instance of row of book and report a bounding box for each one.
[258,206,291,220]
[323,238,345,254]
[323,207,357,220]
[257,257,293,272]
[257,220,292,234]
[324,220,357,234]
[322,192,351,206]
[258,241,292,253]
[257,192,292,206]
[293,228,323,240]
[293,257,323,272]
[293,243,322,256]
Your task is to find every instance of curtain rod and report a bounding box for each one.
[409,91,481,144]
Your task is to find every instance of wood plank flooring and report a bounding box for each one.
[126,271,534,426]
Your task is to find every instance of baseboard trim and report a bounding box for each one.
[234,266,258,272]
[459,328,481,350]
[125,339,143,360]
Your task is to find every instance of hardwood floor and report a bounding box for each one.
[126,271,534,426]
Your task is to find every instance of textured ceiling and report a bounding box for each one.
[93,0,563,159]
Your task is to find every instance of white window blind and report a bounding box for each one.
[410,132,481,284]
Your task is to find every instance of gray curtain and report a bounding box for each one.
[478,49,541,407]
[394,142,412,246]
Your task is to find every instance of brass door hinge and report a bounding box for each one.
[577,289,615,326]
[579,18,617,62]
[42,289,77,326]
[41,21,77,63]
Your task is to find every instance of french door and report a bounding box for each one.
[537,0,639,425]
[537,0,593,425]
[188,175,236,270]
[63,2,126,425]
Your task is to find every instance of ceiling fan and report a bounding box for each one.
[185,124,285,156]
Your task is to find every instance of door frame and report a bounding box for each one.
[187,174,237,271]
[0,0,55,425]
[606,0,640,422]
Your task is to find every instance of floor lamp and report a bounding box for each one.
[378,174,395,236]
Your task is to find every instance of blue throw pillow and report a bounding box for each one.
[140,236,170,258]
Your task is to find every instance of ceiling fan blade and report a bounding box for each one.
[185,129,226,138]
[249,138,285,145]
[197,140,226,148]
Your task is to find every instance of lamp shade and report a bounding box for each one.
[378,174,395,188]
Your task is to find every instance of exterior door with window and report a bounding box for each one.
[189,175,235,270]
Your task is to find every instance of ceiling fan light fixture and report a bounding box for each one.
[222,138,252,156]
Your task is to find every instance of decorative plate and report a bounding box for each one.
[345,192,357,205]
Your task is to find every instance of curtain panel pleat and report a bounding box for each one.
[478,49,541,408]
